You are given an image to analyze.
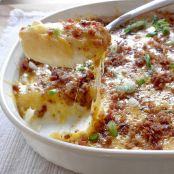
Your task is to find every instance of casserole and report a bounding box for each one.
[1,1,174,174]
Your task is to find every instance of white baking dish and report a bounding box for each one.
[1,1,174,174]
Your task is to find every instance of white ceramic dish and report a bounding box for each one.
[1,1,174,174]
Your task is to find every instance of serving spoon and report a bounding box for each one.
[107,0,174,31]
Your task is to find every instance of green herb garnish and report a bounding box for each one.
[146,16,170,37]
[53,28,61,38]
[162,27,170,35]
[88,133,99,142]
[136,78,146,86]
[107,121,118,137]
[144,54,152,69]
[146,31,157,37]
[48,89,58,96]
[152,16,159,25]
[78,65,86,72]
[170,63,174,70]
[124,20,147,34]
[153,18,170,35]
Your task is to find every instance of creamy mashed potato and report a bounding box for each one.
[14,13,174,150]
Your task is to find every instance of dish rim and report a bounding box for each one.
[1,0,174,156]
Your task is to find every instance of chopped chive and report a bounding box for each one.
[149,17,170,36]
[78,65,86,72]
[162,27,170,35]
[152,16,159,25]
[53,28,61,38]
[136,78,145,86]
[124,20,147,34]
[88,133,99,142]
[146,31,157,37]
[107,121,118,137]
[153,18,170,36]
[144,54,152,69]
[170,63,174,70]
[48,89,57,96]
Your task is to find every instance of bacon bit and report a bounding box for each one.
[91,21,100,27]
[64,134,71,139]
[93,39,103,47]
[12,85,19,93]
[105,55,128,67]
[50,76,58,81]
[111,93,119,101]
[135,58,145,67]
[47,29,53,36]
[20,58,33,73]
[109,102,119,110]
[144,101,161,114]
[48,99,54,103]
[67,18,74,23]
[151,72,174,90]
[101,136,112,148]
[104,114,115,124]
[78,135,88,146]
[80,20,91,27]
[171,88,174,94]
[72,28,82,38]
[136,113,174,149]
[94,119,105,133]
[88,29,96,36]
[37,105,47,118]
[116,44,131,54]
[64,24,73,30]
[142,44,148,51]
[159,57,170,70]
[118,123,129,136]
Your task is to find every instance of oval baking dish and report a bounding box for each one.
[1,1,174,174]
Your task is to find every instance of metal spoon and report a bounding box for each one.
[106,0,174,31]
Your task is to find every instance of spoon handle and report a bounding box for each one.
[106,0,174,31]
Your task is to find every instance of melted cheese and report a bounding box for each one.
[19,20,111,67]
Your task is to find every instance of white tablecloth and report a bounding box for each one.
[0,9,77,174]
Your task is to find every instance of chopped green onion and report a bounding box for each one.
[53,28,61,38]
[107,121,118,137]
[117,84,136,94]
[149,17,170,36]
[78,65,86,72]
[124,20,147,34]
[153,18,170,35]
[88,133,99,142]
[162,27,170,35]
[136,78,145,86]
[146,31,157,37]
[170,63,174,70]
[144,54,152,69]
[152,16,159,25]
[48,89,58,96]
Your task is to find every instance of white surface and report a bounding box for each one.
[0,9,77,174]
